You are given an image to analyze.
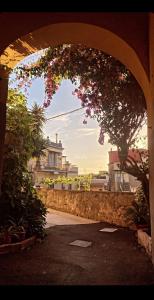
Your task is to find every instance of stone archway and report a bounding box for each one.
[0,20,154,263]
[0,22,151,106]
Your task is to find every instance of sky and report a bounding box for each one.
[9,51,147,175]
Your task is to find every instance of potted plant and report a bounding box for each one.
[7,218,26,243]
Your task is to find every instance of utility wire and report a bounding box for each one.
[28,107,84,127]
[46,107,84,121]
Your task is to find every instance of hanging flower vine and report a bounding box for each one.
[13,44,146,146]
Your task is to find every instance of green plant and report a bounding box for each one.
[125,186,150,228]
[0,150,47,239]
[43,174,92,191]
[7,218,26,243]
[0,219,26,244]
[0,89,48,243]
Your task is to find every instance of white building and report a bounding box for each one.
[108,149,143,192]
[28,135,78,186]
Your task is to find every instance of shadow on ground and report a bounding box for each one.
[0,221,154,285]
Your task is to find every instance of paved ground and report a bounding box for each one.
[45,208,98,226]
[0,209,154,285]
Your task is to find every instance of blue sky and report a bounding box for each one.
[9,51,147,174]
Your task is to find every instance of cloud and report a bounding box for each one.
[43,114,72,138]
[76,128,98,136]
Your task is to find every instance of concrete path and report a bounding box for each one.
[45,208,98,227]
[0,209,154,285]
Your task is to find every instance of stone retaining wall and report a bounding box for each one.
[38,189,135,227]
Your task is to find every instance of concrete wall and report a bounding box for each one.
[38,189,135,227]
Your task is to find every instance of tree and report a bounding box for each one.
[15,44,148,200]
[6,89,34,164]
[30,103,49,168]
[0,148,47,238]
[6,90,48,164]
[30,102,46,135]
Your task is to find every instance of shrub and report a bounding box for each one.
[125,186,150,228]
[0,149,47,239]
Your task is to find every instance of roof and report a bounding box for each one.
[109,149,147,164]
[48,141,63,149]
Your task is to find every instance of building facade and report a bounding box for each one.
[28,136,78,186]
[108,149,144,192]
[90,171,109,191]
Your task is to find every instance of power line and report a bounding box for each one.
[46,107,84,121]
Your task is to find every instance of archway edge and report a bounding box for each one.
[0,22,152,112]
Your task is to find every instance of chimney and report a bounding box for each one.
[56,133,58,143]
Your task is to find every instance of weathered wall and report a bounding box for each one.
[38,189,135,227]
